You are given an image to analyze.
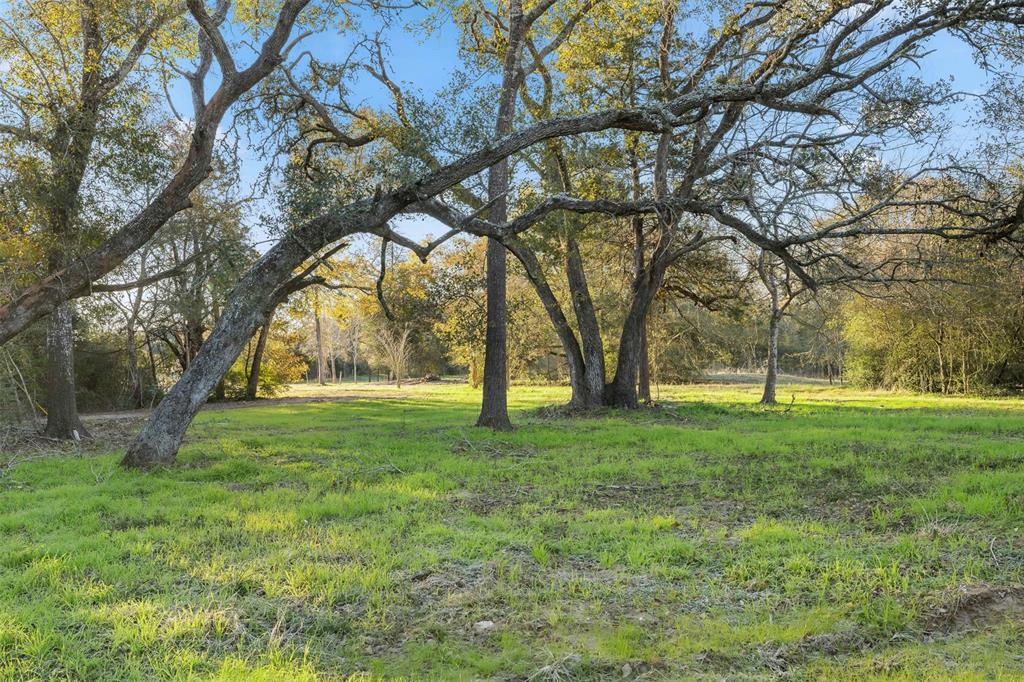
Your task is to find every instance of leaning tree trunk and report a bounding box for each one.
[504,239,593,408]
[477,0,525,431]
[122,222,328,467]
[122,301,269,467]
[761,311,781,405]
[245,308,275,400]
[565,237,606,408]
[44,302,89,439]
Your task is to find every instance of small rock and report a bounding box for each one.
[473,620,495,633]
[622,662,633,677]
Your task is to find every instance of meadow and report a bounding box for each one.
[1,380,1023,680]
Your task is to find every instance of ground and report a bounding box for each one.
[1,379,1023,680]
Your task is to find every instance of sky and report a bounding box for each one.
[162,5,468,248]
[158,3,1003,253]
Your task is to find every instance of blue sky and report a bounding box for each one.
[159,5,1001,251]
[162,5,468,247]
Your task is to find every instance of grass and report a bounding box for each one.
[1,380,1024,680]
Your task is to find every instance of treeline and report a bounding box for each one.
[6,228,1023,429]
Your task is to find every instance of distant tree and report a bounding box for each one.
[225,312,305,399]
[375,324,412,388]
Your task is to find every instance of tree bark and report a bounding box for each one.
[564,237,606,408]
[315,312,325,385]
[759,253,782,405]
[478,238,512,428]
[604,281,657,409]
[638,320,652,403]
[477,0,526,431]
[246,308,274,400]
[761,312,780,405]
[44,302,89,439]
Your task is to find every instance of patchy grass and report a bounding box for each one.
[1,381,1024,680]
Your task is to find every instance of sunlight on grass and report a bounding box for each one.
[1,381,1023,679]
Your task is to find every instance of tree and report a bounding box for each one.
[454,0,588,429]
[245,307,275,399]
[0,0,314,345]
[0,0,181,436]
[375,324,412,388]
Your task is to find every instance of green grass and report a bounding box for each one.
[2,381,1024,680]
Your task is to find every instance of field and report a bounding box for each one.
[1,380,1023,680]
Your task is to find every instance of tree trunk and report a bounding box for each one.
[246,308,274,400]
[44,302,89,439]
[605,306,645,409]
[761,312,780,405]
[504,239,593,408]
[478,238,512,429]
[123,228,327,467]
[477,0,525,431]
[315,312,325,385]
[565,237,606,408]
[638,320,652,404]
[604,264,663,409]
[122,302,268,467]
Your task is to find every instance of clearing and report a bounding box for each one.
[1,380,1023,680]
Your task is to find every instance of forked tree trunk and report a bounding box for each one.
[605,264,664,409]
[44,302,89,439]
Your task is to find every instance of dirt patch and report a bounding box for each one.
[526,402,696,425]
[449,433,539,460]
[925,583,1024,634]
[449,485,535,514]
